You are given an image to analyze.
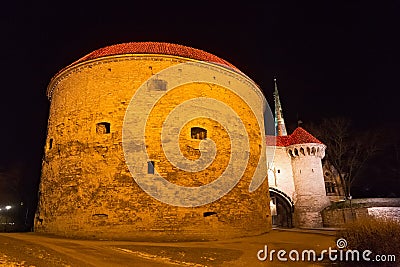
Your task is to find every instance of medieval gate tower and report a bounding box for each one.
[267,79,331,228]
[35,42,271,240]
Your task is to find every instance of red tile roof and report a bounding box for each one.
[266,127,323,147]
[71,42,239,71]
[266,135,290,147]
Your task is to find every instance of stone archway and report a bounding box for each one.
[269,189,294,228]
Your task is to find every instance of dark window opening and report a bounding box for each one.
[325,182,336,194]
[92,213,108,218]
[148,78,167,91]
[96,122,110,134]
[203,211,217,217]
[49,138,53,149]
[148,161,155,174]
[191,127,207,140]
[277,169,280,174]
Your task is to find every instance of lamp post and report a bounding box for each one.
[347,195,355,221]
[1,206,12,232]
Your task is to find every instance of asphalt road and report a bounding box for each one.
[0,230,337,267]
[0,233,181,266]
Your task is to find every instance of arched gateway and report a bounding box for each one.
[269,188,294,228]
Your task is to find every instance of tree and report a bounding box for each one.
[304,117,381,198]
[363,126,400,197]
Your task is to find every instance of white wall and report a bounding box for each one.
[267,146,296,201]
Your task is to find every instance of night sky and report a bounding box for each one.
[1,2,399,210]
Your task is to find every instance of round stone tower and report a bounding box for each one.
[35,42,271,240]
[287,128,331,228]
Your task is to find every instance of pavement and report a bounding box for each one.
[272,227,342,235]
[0,228,342,267]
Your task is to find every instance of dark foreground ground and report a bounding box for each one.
[0,229,351,266]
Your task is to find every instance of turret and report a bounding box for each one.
[287,128,331,228]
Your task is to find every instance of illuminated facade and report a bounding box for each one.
[267,81,333,228]
[35,42,271,240]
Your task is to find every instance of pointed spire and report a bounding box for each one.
[273,78,288,136]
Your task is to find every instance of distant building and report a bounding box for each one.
[323,162,346,202]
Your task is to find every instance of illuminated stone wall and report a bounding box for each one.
[322,198,400,226]
[288,144,331,228]
[34,53,271,240]
[267,147,296,200]
[267,142,331,228]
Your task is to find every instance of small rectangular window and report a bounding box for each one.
[148,161,155,174]
[96,122,111,134]
[191,127,207,140]
[325,182,336,194]
[49,138,53,149]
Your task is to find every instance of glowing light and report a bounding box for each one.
[5,206,11,210]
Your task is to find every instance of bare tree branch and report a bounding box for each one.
[304,117,381,198]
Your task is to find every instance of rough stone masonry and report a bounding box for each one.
[34,42,271,240]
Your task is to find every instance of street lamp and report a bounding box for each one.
[1,206,13,232]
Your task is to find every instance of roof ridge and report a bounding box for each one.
[288,127,323,145]
[266,127,323,147]
[71,41,239,71]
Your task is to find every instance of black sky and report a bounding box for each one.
[1,1,399,203]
